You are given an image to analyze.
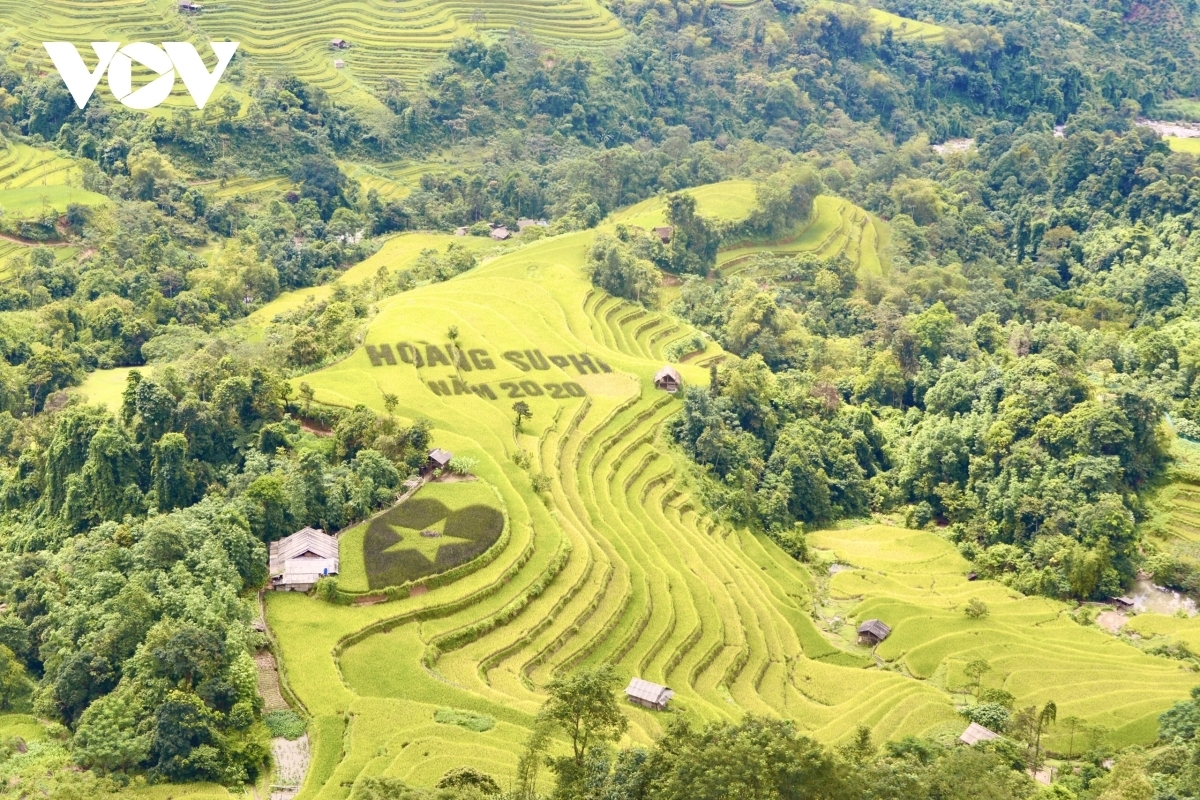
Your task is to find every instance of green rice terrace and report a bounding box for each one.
[260,181,1200,796]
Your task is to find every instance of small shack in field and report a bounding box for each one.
[653,365,683,394]
[270,527,339,592]
[625,677,674,711]
[178,0,203,12]
[490,226,510,241]
[424,448,453,475]
[856,619,891,646]
[958,722,999,746]
[329,38,350,50]
[1113,596,1135,611]
[517,218,549,232]
[654,225,673,244]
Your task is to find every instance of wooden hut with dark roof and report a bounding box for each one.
[653,365,683,394]
[424,447,453,475]
[625,677,674,711]
[856,619,891,646]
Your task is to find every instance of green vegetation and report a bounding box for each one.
[1,0,1200,795]
[808,525,1197,750]
[359,482,505,590]
[264,709,307,740]
[1167,136,1200,154]
[434,708,495,733]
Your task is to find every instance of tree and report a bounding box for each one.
[512,401,532,432]
[750,167,823,237]
[666,193,720,275]
[299,381,315,413]
[1060,714,1084,765]
[652,716,847,800]
[587,233,661,304]
[965,598,989,619]
[1013,701,1057,771]
[1143,266,1187,311]
[0,645,29,711]
[539,664,628,771]
[964,659,991,697]
[290,154,348,220]
[153,432,194,512]
[382,393,398,418]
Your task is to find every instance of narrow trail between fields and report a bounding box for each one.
[255,598,312,800]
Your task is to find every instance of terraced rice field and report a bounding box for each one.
[0,143,80,191]
[0,0,211,112]
[0,241,77,282]
[718,194,888,280]
[1167,136,1200,154]
[242,230,499,333]
[8,0,624,107]
[1155,480,1200,547]
[71,366,136,410]
[194,0,624,102]
[809,526,1199,750]
[265,182,1195,795]
[267,186,955,797]
[0,141,106,217]
[610,179,759,229]
[864,7,946,42]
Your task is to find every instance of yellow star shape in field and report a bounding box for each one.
[381,519,475,563]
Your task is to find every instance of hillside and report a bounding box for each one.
[2,0,1200,798]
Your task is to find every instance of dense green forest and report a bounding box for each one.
[0,0,1199,795]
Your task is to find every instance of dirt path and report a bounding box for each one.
[1097,610,1128,634]
[255,651,290,712]
[255,597,311,799]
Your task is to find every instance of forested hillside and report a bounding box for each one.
[0,0,1196,797]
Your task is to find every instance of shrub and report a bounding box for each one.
[315,576,341,603]
[433,708,495,732]
[773,526,809,561]
[960,702,1010,733]
[665,333,706,362]
[979,688,1015,709]
[1176,418,1200,442]
[965,598,989,618]
[531,473,551,493]
[447,456,478,475]
[263,710,306,740]
[436,766,501,793]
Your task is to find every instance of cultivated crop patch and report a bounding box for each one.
[434,708,495,732]
[809,525,1198,749]
[361,483,504,589]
